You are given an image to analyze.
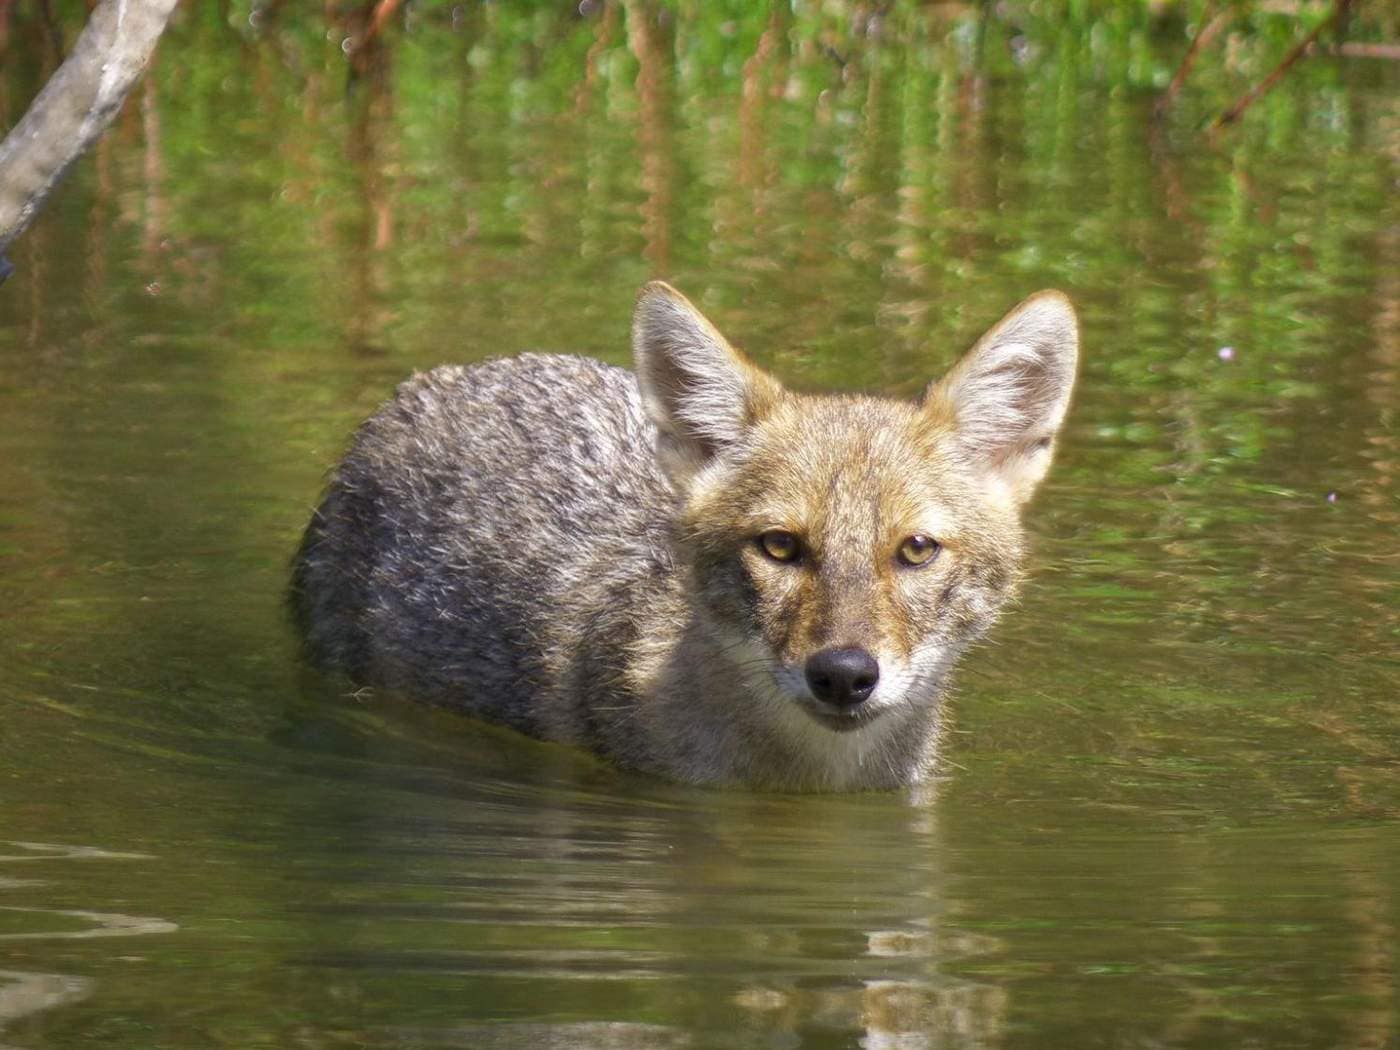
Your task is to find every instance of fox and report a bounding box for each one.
[289,282,1078,791]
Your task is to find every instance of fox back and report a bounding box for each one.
[290,284,1078,790]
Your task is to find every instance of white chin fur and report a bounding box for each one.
[871,642,955,710]
[765,643,953,713]
[721,637,952,790]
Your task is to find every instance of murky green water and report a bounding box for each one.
[2,3,1397,1047]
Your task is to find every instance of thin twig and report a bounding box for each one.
[1315,41,1400,60]
[1154,5,1233,118]
[1209,0,1357,131]
[351,0,402,54]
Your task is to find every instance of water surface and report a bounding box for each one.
[1,4,1397,1047]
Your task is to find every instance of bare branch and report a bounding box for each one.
[1210,0,1358,132]
[1154,6,1234,118]
[0,0,180,280]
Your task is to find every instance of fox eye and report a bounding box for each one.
[757,530,802,563]
[897,534,940,567]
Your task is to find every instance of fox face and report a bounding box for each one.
[634,283,1077,745]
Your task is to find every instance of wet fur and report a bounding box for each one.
[291,284,1078,790]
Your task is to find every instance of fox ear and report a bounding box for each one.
[633,282,783,487]
[926,291,1079,503]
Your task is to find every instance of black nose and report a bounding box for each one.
[804,647,880,708]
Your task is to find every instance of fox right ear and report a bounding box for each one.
[925,290,1079,504]
[633,282,783,487]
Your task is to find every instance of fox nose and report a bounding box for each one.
[804,647,880,708]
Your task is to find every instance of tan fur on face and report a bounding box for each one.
[682,391,1024,680]
[638,281,1075,715]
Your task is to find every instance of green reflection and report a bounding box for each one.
[0,3,1397,1048]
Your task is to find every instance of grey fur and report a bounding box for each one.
[290,285,1078,790]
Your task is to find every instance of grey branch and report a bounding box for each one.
[0,0,180,277]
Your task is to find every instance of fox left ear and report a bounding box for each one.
[925,291,1079,503]
[633,282,784,489]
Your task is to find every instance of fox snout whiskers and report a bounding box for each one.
[804,647,880,709]
[767,658,885,735]
[779,641,956,731]
[765,645,907,733]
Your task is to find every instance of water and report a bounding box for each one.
[1,3,1397,1047]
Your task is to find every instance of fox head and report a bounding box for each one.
[633,282,1077,744]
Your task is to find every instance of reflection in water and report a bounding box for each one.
[0,908,178,943]
[0,3,1396,1047]
[281,728,1008,1047]
[0,844,176,1047]
[386,1021,692,1049]
[343,22,398,356]
[624,0,674,272]
[0,845,151,864]
[0,971,92,1050]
